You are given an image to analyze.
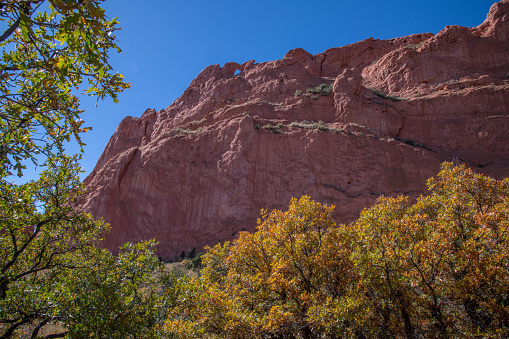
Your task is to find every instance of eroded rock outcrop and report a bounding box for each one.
[79,1,509,260]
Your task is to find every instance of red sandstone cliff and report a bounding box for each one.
[79,1,509,260]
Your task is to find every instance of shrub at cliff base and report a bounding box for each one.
[0,154,168,338]
[163,163,509,338]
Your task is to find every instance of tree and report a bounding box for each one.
[164,196,357,339]
[346,163,509,338]
[163,164,509,338]
[0,0,129,177]
[0,1,166,338]
[0,154,167,338]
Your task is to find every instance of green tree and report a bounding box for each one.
[0,0,129,177]
[0,154,167,338]
[0,1,166,338]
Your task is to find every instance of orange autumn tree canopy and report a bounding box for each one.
[164,162,509,338]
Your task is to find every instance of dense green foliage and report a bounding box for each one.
[0,155,167,338]
[164,163,509,338]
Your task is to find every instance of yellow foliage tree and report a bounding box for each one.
[349,163,509,338]
[164,196,356,338]
[164,163,509,338]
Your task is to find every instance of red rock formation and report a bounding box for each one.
[79,1,509,260]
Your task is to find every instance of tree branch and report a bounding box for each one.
[0,17,21,43]
[0,1,35,43]
[45,331,69,339]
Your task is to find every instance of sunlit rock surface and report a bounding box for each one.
[78,1,509,260]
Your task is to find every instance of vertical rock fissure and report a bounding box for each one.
[396,116,406,138]
[319,54,326,77]
[144,121,149,141]
[117,147,139,188]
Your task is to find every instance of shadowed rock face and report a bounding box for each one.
[78,1,509,260]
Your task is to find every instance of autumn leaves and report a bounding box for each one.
[164,163,509,338]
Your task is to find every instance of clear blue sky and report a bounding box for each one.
[23,0,499,182]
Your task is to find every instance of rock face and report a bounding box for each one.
[78,1,509,260]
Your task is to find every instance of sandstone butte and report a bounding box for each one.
[77,1,509,261]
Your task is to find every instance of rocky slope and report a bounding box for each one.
[78,1,509,260]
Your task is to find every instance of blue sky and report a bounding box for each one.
[24,0,499,182]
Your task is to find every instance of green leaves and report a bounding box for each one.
[0,0,129,177]
[0,3,170,338]
[55,241,165,339]
[0,153,167,338]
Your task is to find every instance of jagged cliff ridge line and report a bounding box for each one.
[78,1,509,260]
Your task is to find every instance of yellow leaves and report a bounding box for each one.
[55,56,67,70]
[262,305,293,332]
[167,164,509,337]
[179,196,355,337]
[347,162,509,336]
[163,318,201,339]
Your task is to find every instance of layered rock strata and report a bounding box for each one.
[79,1,509,260]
